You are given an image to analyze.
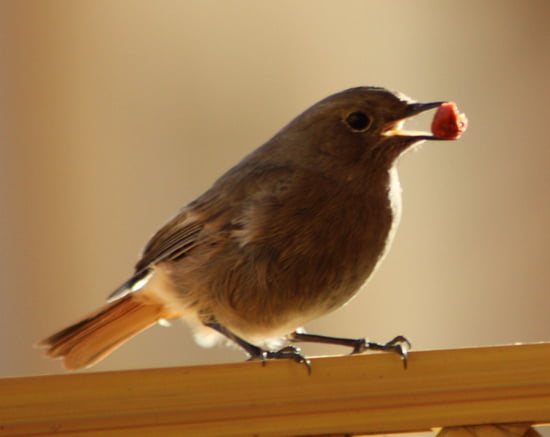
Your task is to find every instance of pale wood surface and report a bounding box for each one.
[1,343,550,436]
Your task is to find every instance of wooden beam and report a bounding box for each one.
[2,343,550,436]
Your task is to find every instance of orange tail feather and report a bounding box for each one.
[37,293,177,369]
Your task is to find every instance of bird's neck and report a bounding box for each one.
[381,166,403,260]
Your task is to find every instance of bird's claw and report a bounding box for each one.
[248,345,312,374]
[351,335,411,369]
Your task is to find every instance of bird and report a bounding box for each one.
[38,86,465,371]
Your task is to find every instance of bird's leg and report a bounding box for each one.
[289,331,411,368]
[205,322,311,373]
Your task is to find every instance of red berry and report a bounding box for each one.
[431,102,468,139]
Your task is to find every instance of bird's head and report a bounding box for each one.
[271,86,462,175]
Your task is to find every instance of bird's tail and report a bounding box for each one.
[37,292,178,370]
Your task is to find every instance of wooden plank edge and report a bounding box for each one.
[1,342,550,436]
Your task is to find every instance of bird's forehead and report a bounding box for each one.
[391,90,414,104]
[325,87,413,109]
[291,87,417,129]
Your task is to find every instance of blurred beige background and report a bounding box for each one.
[1,0,549,377]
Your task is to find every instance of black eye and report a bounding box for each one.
[345,111,371,131]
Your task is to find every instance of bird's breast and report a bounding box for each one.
[218,168,402,323]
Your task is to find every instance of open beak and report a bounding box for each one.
[383,101,448,141]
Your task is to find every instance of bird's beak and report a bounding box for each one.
[383,101,448,141]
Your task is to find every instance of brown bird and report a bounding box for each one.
[38,86,464,370]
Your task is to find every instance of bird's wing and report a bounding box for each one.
[108,163,298,301]
[136,214,204,271]
[108,213,204,300]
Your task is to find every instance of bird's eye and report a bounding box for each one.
[345,111,371,131]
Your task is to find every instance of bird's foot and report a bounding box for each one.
[290,331,411,369]
[349,335,411,368]
[204,322,312,373]
[248,345,312,374]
